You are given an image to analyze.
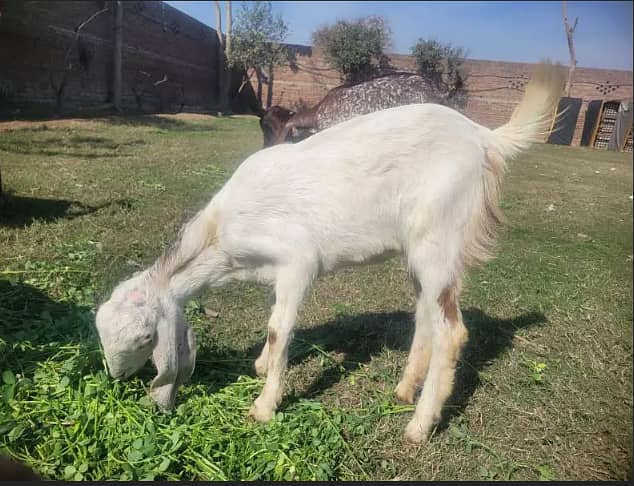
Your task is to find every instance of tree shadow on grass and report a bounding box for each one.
[0,113,218,133]
[190,307,547,418]
[100,115,218,132]
[0,135,146,158]
[0,194,134,228]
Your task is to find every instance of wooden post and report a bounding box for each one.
[113,1,123,111]
[223,1,232,111]
[214,1,225,111]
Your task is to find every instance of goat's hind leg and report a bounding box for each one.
[403,249,468,443]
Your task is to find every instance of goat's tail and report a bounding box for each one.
[489,61,566,160]
[462,62,565,269]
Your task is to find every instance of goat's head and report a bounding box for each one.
[259,105,295,148]
[95,273,196,409]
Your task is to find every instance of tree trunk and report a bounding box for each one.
[225,1,232,59]
[113,1,123,112]
[221,1,232,112]
[265,64,274,109]
[255,67,263,108]
[562,1,578,97]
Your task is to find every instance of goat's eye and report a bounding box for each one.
[136,332,153,348]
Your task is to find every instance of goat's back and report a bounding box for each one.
[314,74,444,130]
[214,104,492,270]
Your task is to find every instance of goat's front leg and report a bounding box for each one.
[395,280,432,404]
[249,264,314,422]
[254,341,269,378]
[254,302,277,377]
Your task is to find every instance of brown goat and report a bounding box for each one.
[259,72,449,147]
[259,105,296,147]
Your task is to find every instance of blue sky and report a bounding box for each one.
[166,1,633,71]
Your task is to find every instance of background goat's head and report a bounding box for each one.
[259,105,295,147]
[95,273,196,409]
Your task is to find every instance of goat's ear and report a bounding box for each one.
[149,307,196,410]
[176,320,196,385]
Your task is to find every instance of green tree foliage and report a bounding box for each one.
[226,1,290,108]
[312,17,392,84]
[410,39,468,110]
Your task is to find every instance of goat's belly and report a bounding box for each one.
[327,249,401,273]
[319,237,402,273]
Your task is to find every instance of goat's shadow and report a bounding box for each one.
[191,307,546,430]
[0,279,100,373]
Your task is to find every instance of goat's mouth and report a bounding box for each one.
[113,369,136,380]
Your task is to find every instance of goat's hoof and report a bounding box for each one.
[394,381,416,404]
[403,420,428,444]
[248,400,275,423]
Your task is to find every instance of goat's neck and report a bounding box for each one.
[148,210,231,306]
[287,105,318,129]
[166,248,231,305]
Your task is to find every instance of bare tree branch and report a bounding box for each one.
[153,75,168,87]
[238,67,256,94]
[562,0,578,97]
[76,7,108,34]
[50,6,109,113]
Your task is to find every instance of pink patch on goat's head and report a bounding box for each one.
[125,290,145,303]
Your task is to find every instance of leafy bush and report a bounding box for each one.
[410,38,468,110]
[227,1,291,108]
[312,17,392,84]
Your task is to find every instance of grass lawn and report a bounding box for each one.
[0,114,631,481]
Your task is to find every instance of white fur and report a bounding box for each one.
[96,63,565,442]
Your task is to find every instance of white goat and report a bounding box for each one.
[96,63,565,443]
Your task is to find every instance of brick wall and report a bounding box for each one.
[259,46,633,147]
[1,0,632,141]
[0,0,222,115]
